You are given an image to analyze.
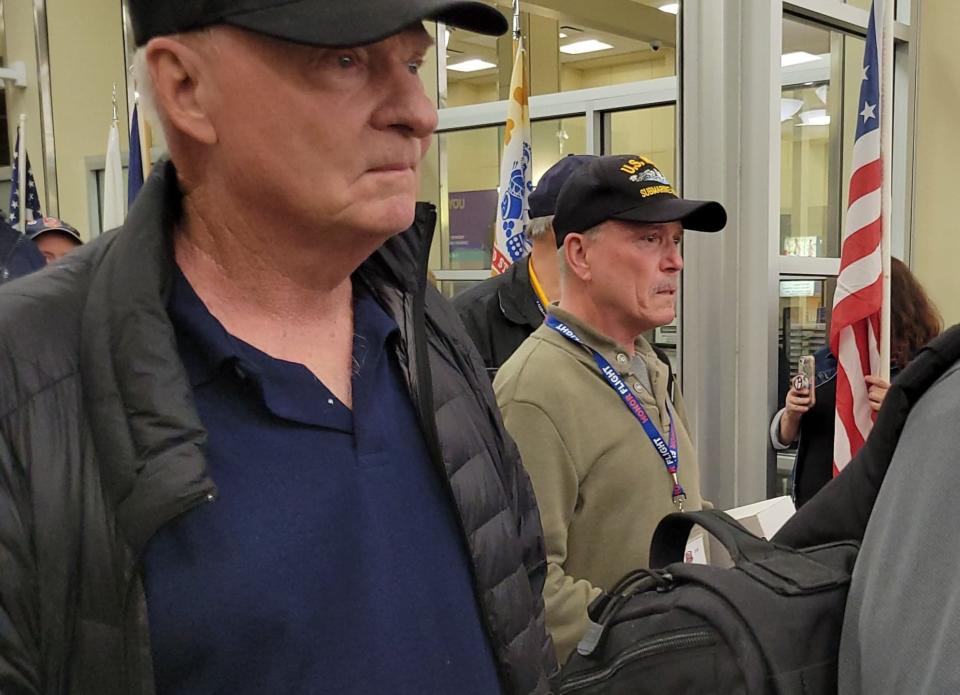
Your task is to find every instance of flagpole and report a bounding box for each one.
[879,0,893,381]
[139,105,152,181]
[17,114,27,232]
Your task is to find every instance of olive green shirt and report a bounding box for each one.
[494,306,704,663]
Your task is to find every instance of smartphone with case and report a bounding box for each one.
[792,355,816,392]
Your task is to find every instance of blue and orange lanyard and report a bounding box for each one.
[546,315,686,509]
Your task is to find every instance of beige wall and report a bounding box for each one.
[912,0,960,327]
[2,0,128,239]
[47,0,128,239]
[4,0,46,205]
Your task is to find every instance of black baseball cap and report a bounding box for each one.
[130,0,509,47]
[528,154,597,220]
[553,154,727,244]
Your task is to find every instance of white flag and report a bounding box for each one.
[491,38,532,276]
[102,121,125,230]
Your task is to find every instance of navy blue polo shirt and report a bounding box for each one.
[143,268,501,694]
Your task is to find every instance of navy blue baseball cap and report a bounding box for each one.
[553,154,727,244]
[130,0,509,47]
[26,216,82,245]
[528,154,597,220]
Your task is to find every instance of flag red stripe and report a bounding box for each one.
[848,159,883,206]
[834,369,866,454]
[838,219,882,267]
[830,276,883,344]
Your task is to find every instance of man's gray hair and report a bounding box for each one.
[131,48,162,128]
[527,215,554,241]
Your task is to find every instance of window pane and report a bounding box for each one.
[774,276,836,493]
[604,105,677,183]
[422,118,589,274]
[443,126,501,271]
[777,277,836,423]
[439,0,678,108]
[780,17,865,258]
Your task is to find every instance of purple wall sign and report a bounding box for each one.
[449,189,498,269]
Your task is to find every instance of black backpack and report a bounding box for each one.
[556,510,858,694]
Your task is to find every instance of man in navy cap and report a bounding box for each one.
[0,2,555,693]
[25,216,83,263]
[495,154,726,662]
[455,154,595,376]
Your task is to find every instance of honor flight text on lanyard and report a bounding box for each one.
[545,315,686,509]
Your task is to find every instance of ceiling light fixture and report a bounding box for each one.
[560,39,614,55]
[447,58,497,73]
[559,32,568,38]
[781,51,820,67]
[658,3,680,14]
[798,109,830,126]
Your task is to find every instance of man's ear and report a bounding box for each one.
[563,234,592,282]
[145,36,218,145]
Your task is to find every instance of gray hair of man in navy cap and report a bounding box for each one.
[527,155,596,246]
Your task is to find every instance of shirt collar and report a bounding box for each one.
[545,304,658,370]
[167,265,238,388]
[166,267,401,428]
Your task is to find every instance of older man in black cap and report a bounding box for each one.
[455,154,595,376]
[0,3,555,694]
[495,154,726,662]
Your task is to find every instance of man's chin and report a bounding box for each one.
[359,199,418,238]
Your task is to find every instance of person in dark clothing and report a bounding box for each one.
[0,2,556,694]
[454,154,595,376]
[770,257,942,507]
[0,218,44,284]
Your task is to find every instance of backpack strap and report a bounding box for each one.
[651,345,675,403]
[650,509,774,568]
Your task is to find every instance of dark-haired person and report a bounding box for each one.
[770,256,942,507]
[0,2,556,693]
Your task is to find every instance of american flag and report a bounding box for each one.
[830,0,886,475]
[8,127,42,230]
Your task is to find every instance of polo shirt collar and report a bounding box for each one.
[545,304,659,371]
[167,266,400,429]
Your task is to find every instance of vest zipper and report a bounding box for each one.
[407,207,509,691]
[122,488,218,694]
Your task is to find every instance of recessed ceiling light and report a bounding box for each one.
[781,51,820,67]
[658,3,680,14]
[447,58,497,73]
[799,109,830,126]
[560,39,614,55]
[559,32,568,38]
